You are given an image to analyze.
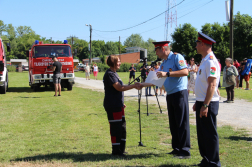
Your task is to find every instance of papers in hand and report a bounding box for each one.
[145,71,166,87]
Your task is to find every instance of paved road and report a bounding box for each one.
[75,77,252,133]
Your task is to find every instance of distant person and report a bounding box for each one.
[153,62,161,95]
[241,59,252,90]
[52,56,62,97]
[93,63,98,80]
[103,55,140,156]
[128,64,136,84]
[85,63,90,80]
[217,59,222,88]
[239,58,247,88]
[187,57,198,96]
[222,58,238,103]
[233,59,240,69]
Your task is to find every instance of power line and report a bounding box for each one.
[93,0,185,33]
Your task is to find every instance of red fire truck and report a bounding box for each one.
[28,40,75,91]
[0,38,10,94]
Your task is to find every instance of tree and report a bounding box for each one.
[104,41,118,55]
[0,20,6,36]
[144,38,157,61]
[124,34,145,48]
[201,22,230,66]
[233,12,252,60]
[171,23,198,61]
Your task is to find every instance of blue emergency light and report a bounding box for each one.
[64,40,68,44]
[35,40,39,44]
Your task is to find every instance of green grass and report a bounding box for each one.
[75,71,252,102]
[0,72,252,166]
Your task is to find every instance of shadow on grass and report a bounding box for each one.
[8,86,55,93]
[11,152,190,166]
[226,136,252,141]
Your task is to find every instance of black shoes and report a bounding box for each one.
[167,150,179,155]
[112,150,126,157]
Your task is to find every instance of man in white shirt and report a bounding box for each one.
[193,32,221,167]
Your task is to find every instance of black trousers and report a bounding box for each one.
[226,85,234,101]
[196,101,221,167]
[104,106,126,153]
[239,75,244,87]
[166,89,190,154]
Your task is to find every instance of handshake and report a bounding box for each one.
[132,82,143,90]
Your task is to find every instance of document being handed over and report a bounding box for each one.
[145,71,166,88]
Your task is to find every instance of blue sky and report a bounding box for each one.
[0,0,251,44]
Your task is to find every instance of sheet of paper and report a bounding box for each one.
[145,71,166,87]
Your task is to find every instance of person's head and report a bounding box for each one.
[131,64,134,67]
[234,59,238,63]
[243,58,247,63]
[94,63,97,66]
[52,56,57,62]
[154,62,158,68]
[158,61,161,65]
[107,55,121,71]
[195,32,215,56]
[190,57,195,65]
[152,41,171,59]
[225,58,233,66]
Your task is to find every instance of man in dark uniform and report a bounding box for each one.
[52,56,62,96]
[140,41,191,159]
[193,32,221,167]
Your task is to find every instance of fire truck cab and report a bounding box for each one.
[0,38,10,94]
[28,40,75,91]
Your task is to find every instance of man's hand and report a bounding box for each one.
[200,106,208,118]
[156,71,167,78]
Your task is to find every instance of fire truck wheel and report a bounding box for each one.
[0,81,7,94]
[67,83,73,91]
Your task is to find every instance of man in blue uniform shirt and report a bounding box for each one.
[193,32,221,167]
[140,41,191,159]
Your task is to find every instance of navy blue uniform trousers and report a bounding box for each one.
[166,89,190,154]
[196,101,221,167]
[104,106,126,153]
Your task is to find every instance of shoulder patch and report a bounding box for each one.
[179,60,185,66]
[210,67,216,75]
[173,52,178,55]
[209,55,213,60]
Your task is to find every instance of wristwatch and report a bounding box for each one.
[203,104,209,108]
[166,72,170,77]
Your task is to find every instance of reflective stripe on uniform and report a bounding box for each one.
[112,143,120,145]
[121,139,126,141]
[109,119,122,122]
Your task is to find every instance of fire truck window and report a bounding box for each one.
[34,46,72,57]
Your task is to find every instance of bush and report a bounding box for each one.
[7,65,16,72]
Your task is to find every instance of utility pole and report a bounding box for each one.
[229,0,234,60]
[50,37,52,44]
[86,24,92,65]
[119,36,121,61]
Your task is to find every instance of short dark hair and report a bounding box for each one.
[107,55,118,68]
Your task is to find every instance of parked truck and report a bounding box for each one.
[28,40,75,91]
[0,38,10,94]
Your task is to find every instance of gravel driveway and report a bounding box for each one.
[75,77,252,134]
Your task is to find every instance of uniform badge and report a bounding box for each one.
[179,60,185,66]
[199,69,201,75]
[209,55,213,60]
[210,67,216,75]
[169,68,172,72]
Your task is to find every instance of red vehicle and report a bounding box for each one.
[0,38,10,94]
[28,40,75,91]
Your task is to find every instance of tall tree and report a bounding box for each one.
[233,12,252,60]
[171,23,198,60]
[124,34,145,48]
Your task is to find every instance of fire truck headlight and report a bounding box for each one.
[66,74,73,78]
[34,75,41,79]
